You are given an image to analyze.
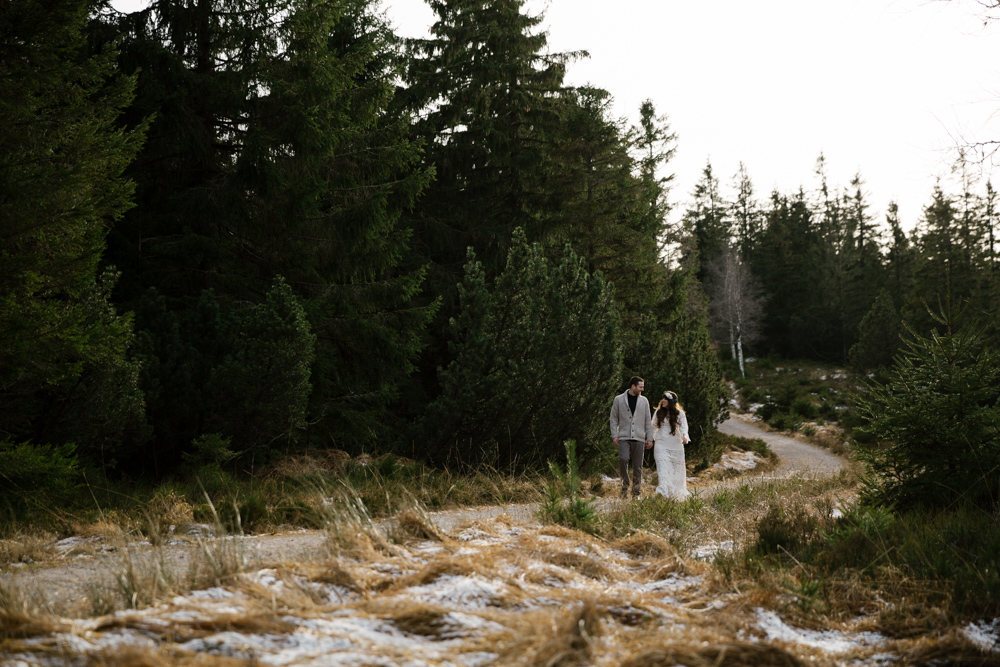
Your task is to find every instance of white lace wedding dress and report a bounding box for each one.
[651,410,689,499]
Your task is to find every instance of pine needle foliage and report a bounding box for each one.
[854,307,1000,511]
[0,0,147,454]
[540,440,597,534]
[425,228,622,470]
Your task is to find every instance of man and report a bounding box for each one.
[609,376,654,499]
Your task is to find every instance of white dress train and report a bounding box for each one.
[651,410,689,499]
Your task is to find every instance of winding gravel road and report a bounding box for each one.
[4,417,847,616]
[718,417,846,478]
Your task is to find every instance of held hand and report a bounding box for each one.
[613,437,619,446]
[682,436,690,445]
[645,440,653,449]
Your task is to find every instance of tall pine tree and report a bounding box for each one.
[0,0,147,461]
[94,0,433,463]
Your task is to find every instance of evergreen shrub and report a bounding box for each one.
[426,229,622,469]
[0,441,79,519]
[791,397,819,419]
[854,313,1000,511]
[768,413,800,432]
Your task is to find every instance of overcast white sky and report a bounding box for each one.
[112,0,1000,231]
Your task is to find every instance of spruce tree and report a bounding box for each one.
[426,229,622,470]
[731,163,763,260]
[681,161,731,282]
[94,0,434,462]
[855,311,1000,511]
[751,191,830,358]
[399,0,578,296]
[848,288,903,375]
[0,0,147,459]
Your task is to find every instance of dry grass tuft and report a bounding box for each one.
[85,645,254,666]
[896,635,1000,667]
[72,519,129,541]
[188,536,251,590]
[388,507,444,544]
[143,490,195,545]
[0,609,60,640]
[0,531,56,565]
[518,601,603,667]
[186,612,297,637]
[148,489,195,528]
[392,558,477,590]
[262,448,351,480]
[537,549,609,581]
[876,592,952,639]
[313,560,362,592]
[108,546,179,610]
[322,486,398,558]
[613,531,676,559]
[0,580,60,639]
[622,641,806,667]
[538,524,589,540]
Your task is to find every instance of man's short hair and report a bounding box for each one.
[628,375,643,388]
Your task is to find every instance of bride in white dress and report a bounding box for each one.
[651,390,690,499]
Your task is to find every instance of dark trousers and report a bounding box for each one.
[618,439,644,497]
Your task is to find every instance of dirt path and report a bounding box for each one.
[718,416,846,478]
[3,418,846,617]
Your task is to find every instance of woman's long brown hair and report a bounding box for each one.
[654,393,680,435]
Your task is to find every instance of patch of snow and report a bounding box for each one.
[53,536,99,553]
[180,629,356,663]
[831,507,844,519]
[245,568,284,591]
[459,652,500,666]
[457,528,494,542]
[690,541,734,560]
[401,574,509,610]
[186,523,215,537]
[963,618,1000,652]
[714,451,761,471]
[755,608,885,654]
[182,587,237,601]
[619,574,703,595]
[410,542,445,554]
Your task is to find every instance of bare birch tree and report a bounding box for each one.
[706,244,765,377]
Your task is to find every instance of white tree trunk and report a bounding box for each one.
[736,323,745,378]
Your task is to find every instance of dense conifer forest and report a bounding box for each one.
[2,0,998,515]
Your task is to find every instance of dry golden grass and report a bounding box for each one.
[84,646,254,666]
[612,531,676,559]
[0,531,55,565]
[895,635,1000,666]
[498,601,603,667]
[261,448,352,480]
[622,641,806,667]
[0,580,61,639]
[388,506,445,544]
[311,559,362,592]
[109,546,180,609]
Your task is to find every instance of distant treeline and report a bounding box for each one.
[681,159,999,369]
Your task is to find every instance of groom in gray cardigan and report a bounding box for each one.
[610,376,654,499]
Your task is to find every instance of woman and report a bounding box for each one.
[651,390,690,499]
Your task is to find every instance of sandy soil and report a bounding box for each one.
[2,418,846,618]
